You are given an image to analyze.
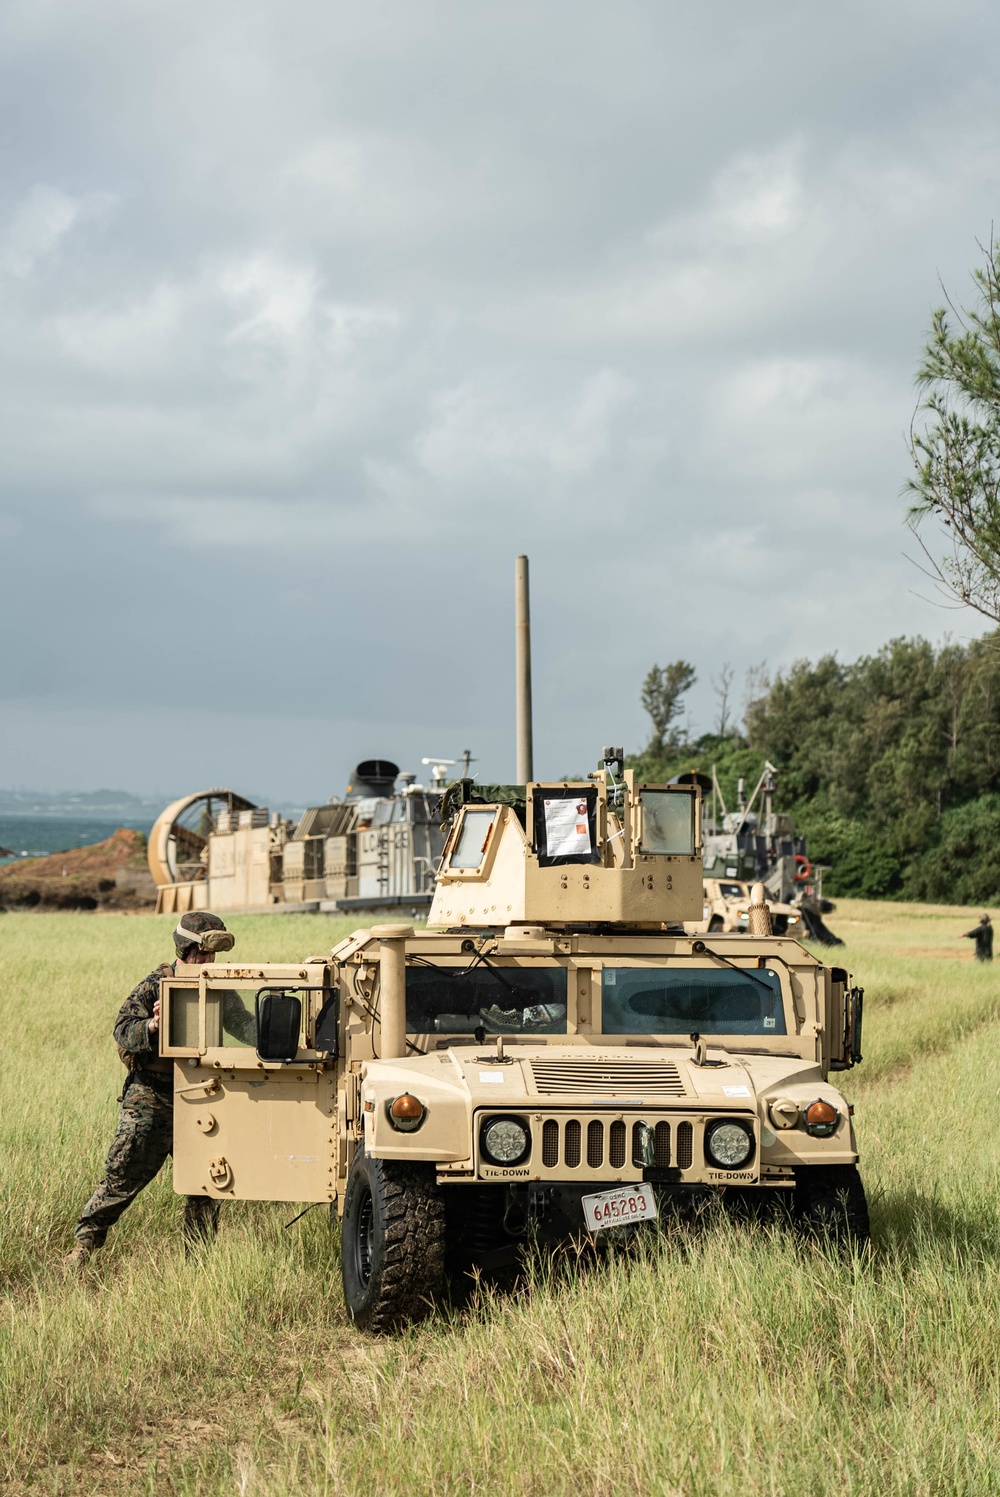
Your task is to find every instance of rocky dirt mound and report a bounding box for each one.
[0,828,157,911]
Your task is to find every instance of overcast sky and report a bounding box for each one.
[1,0,998,807]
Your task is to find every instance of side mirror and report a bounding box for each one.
[849,986,864,1066]
[255,990,302,1063]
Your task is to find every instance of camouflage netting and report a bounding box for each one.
[438,780,527,830]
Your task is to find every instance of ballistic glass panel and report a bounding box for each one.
[449,810,498,870]
[601,967,785,1036]
[406,965,567,1035]
[639,791,695,854]
[167,988,199,1048]
[205,988,259,1047]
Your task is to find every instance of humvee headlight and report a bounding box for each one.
[387,1094,426,1132]
[481,1116,530,1166]
[804,1099,839,1138]
[705,1120,754,1168]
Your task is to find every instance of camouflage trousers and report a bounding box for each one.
[74,1077,220,1248]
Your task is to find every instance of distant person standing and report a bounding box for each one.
[960,913,994,962]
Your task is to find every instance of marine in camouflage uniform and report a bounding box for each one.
[67,911,256,1266]
[961,912,994,962]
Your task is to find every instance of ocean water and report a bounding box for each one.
[0,816,154,864]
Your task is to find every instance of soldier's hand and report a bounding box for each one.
[149,998,161,1035]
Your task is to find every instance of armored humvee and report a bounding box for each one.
[160,757,867,1332]
[686,878,804,937]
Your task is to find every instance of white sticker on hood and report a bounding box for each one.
[479,1072,505,1083]
[722,1084,751,1097]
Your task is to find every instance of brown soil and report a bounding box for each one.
[0,828,156,912]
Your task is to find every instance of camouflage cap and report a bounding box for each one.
[173,910,235,955]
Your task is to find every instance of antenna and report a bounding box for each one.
[515,555,533,782]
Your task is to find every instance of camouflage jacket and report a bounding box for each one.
[114,963,257,1073]
[114,964,174,1074]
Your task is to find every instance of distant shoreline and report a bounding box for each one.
[0,814,154,863]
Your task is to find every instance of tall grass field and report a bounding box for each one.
[2,903,999,1495]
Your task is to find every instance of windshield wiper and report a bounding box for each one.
[693,940,778,1025]
[693,942,776,993]
[461,947,544,1004]
[411,949,543,1004]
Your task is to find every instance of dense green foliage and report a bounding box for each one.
[631,634,1000,901]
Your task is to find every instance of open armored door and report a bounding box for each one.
[159,964,340,1204]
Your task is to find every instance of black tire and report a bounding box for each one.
[341,1147,446,1333]
[792,1164,870,1251]
[708,916,724,933]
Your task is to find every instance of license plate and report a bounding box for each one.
[582,1184,658,1233]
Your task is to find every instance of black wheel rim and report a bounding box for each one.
[354,1188,374,1287]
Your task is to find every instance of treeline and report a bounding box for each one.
[629,634,1000,903]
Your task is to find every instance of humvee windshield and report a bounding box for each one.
[717,882,745,899]
[406,965,568,1035]
[601,967,785,1036]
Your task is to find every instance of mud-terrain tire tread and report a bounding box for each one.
[341,1149,446,1333]
[792,1163,870,1250]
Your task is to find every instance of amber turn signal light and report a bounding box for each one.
[387,1094,426,1132]
[804,1099,839,1138]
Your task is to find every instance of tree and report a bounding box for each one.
[641,661,696,756]
[712,661,735,736]
[908,238,1000,622]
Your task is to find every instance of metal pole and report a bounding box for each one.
[515,555,534,782]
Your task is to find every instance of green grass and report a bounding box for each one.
[1,904,999,1495]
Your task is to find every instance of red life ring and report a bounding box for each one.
[794,855,811,882]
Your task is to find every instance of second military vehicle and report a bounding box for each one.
[703,761,843,945]
[158,751,867,1333]
[687,877,804,937]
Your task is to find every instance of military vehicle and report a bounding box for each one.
[160,752,867,1333]
[148,757,467,917]
[158,559,865,1330]
[703,762,842,945]
[686,877,804,937]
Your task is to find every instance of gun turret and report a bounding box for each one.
[429,769,702,929]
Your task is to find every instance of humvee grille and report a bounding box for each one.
[523,1119,694,1173]
[533,1117,685,1171]
[528,1060,686,1095]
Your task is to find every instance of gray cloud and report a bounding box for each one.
[2,0,1000,803]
